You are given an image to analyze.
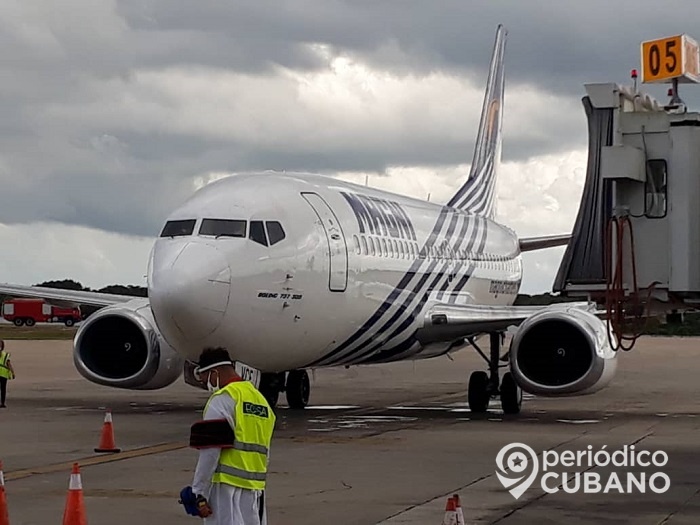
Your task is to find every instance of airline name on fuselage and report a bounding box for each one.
[341,192,417,241]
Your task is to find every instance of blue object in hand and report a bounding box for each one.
[179,486,200,516]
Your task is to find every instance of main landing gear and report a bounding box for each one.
[258,369,311,410]
[467,332,522,415]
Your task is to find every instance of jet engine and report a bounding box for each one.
[73,299,183,390]
[509,306,617,396]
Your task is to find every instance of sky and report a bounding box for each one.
[1,1,698,293]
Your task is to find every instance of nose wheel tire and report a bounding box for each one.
[468,371,490,413]
[286,370,310,409]
[258,372,285,410]
[500,372,522,414]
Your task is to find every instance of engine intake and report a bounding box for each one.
[509,306,617,396]
[74,299,183,390]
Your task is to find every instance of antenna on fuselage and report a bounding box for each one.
[427,192,431,202]
[364,174,369,187]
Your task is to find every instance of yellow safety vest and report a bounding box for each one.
[205,380,276,490]
[0,351,11,380]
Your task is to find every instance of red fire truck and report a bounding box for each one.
[2,298,81,327]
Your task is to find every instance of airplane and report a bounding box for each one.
[0,25,617,414]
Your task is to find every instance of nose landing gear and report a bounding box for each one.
[258,369,311,410]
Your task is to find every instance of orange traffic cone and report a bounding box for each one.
[453,494,465,525]
[62,463,87,525]
[442,496,458,525]
[0,461,10,525]
[94,410,120,453]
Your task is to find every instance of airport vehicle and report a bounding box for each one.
[0,25,614,414]
[2,298,82,327]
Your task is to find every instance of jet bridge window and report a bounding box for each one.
[265,221,286,245]
[160,219,196,237]
[645,159,667,218]
[199,219,247,237]
[249,221,268,246]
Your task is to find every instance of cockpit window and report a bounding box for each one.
[266,221,286,245]
[160,219,196,237]
[249,220,268,246]
[200,219,246,238]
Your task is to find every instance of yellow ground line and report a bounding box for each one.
[5,441,188,482]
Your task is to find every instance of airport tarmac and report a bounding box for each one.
[0,337,699,524]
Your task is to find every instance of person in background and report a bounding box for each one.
[0,340,16,408]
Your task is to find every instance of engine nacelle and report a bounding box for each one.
[73,299,183,390]
[509,306,617,396]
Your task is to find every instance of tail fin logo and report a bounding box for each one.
[447,25,507,219]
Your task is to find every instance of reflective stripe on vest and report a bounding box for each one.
[215,464,267,481]
[232,440,269,455]
[206,381,276,490]
[0,352,10,379]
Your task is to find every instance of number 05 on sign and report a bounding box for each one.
[641,34,700,84]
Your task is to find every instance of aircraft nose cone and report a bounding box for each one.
[149,242,231,341]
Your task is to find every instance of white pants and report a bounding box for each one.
[204,483,267,525]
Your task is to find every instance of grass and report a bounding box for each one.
[0,324,77,340]
[644,313,700,336]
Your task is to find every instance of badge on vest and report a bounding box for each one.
[243,402,269,418]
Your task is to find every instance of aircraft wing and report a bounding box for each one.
[418,301,595,343]
[519,234,571,252]
[0,284,136,307]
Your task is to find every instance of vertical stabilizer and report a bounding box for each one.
[447,25,507,219]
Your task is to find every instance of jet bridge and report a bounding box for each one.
[554,34,700,349]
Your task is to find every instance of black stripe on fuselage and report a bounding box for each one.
[356,215,488,364]
[329,211,462,366]
[306,206,453,367]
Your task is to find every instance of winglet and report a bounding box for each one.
[448,24,507,219]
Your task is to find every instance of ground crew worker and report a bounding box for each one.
[180,347,276,524]
[0,340,16,408]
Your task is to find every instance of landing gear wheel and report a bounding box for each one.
[259,372,285,410]
[13,319,24,327]
[500,372,522,415]
[468,371,490,413]
[25,318,35,327]
[286,370,310,409]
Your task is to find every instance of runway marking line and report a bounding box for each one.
[5,441,188,482]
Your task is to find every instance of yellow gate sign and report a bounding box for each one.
[641,34,700,83]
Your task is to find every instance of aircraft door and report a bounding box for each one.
[301,192,348,292]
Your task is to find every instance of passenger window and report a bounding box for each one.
[387,239,394,258]
[249,221,268,246]
[353,235,361,255]
[160,219,196,237]
[381,238,387,257]
[265,221,286,245]
[369,238,376,256]
[361,236,368,255]
[645,159,667,218]
[200,219,246,238]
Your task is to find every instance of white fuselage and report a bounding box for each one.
[147,173,522,372]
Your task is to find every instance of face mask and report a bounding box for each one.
[206,371,220,393]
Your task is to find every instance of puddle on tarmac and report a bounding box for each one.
[306,414,417,433]
[304,405,360,410]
